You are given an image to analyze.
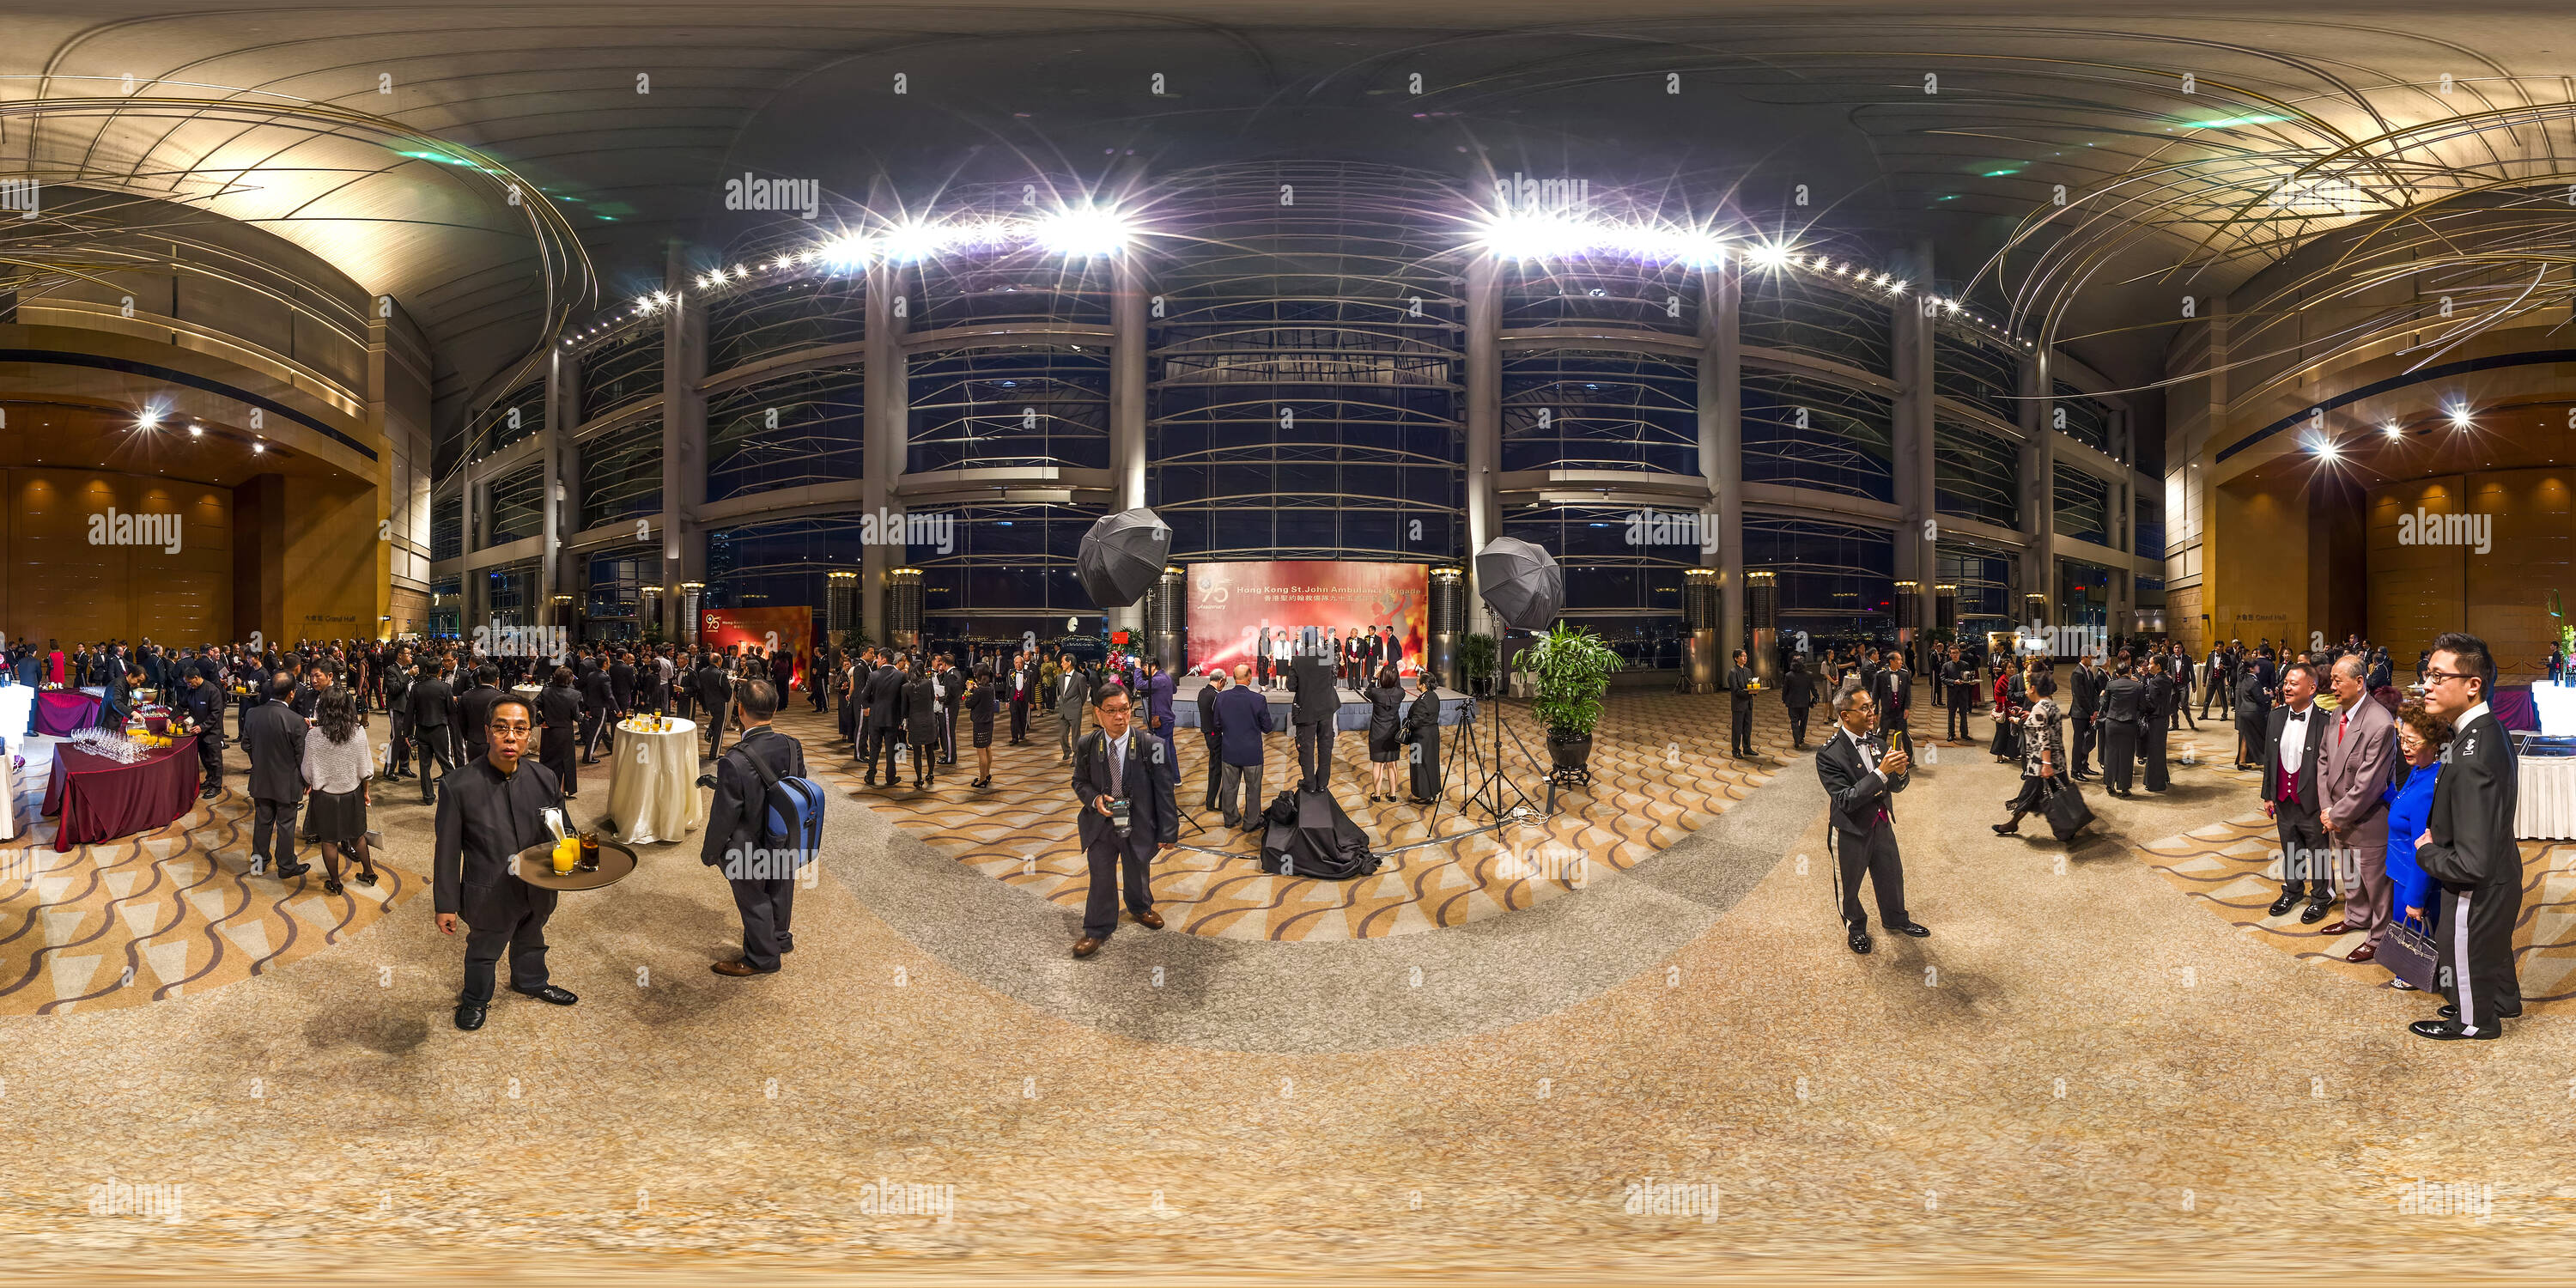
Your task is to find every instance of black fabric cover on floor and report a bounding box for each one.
[1258,788,1381,879]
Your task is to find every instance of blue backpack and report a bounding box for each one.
[733,739,826,871]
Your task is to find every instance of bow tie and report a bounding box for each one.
[2287,709,2307,721]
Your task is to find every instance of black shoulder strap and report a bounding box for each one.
[730,736,786,792]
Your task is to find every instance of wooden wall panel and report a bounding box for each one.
[0,469,231,647]
[2366,476,2464,672]
[2466,468,2574,679]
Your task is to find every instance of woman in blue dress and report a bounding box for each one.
[2379,700,2451,991]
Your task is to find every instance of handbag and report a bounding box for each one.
[2042,777,2095,841]
[2379,908,2442,992]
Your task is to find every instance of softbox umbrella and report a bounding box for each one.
[1076,507,1172,608]
[1473,537,1564,630]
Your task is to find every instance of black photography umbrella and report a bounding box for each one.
[1473,537,1564,630]
[1076,507,1172,608]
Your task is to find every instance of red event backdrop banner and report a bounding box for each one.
[700,605,814,688]
[1187,562,1428,675]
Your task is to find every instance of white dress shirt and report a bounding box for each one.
[2278,702,2315,776]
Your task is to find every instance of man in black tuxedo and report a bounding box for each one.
[1874,647,1911,737]
[1725,649,1755,758]
[2069,653,2105,781]
[695,653,736,760]
[382,646,416,782]
[1814,684,1924,954]
[458,665,503,769]
[1008,650,1034,744]
[1288,652,1340,793]
[1070,683,1177,957]
[175,669,228,799]
[608,651,638,714]
[1941,644,1977,744]
[2261,660,2335,923]
[410,659,457,805]
[1195,669,1227,811]
[2410,632,2522,1041]
[579,659,617,762]
[241,676,312,879]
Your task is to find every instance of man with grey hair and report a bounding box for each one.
[2316,653,2397,961]
[1211,662,1274,830]
[1814,681,1923,954]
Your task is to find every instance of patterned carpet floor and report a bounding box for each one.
[779,688,1821,941]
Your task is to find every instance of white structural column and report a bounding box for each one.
[660,240,709,641]
[1892,243,1937,650]
[1109,248,1151,639]
[2018,349,2056,629]
[540,348,563,632]
[548,345,584,639]
[1698,257,1742,670]
[1462,255,1502,636]
[862,258,908,645]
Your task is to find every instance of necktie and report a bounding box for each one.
[1110,739,1124,797]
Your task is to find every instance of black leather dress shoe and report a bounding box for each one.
[2267,893,2299,917]
[513,984,579,1005]
[2299,899,2332,924]
[1889,920,1931,938]
[1848,931,1873,955]
[454,1002,487,1031]
[2409,1018,2499,1041]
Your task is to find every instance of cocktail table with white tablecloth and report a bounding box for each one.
[2514,734,2576,839]
[603,716,705,845]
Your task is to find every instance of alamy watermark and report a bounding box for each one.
[855,507,954,555]
[0,177,37,220]
[1624,507,1720,554]
[720,845,819,886]
[2012,618,2106,659]
[2396,507,2491,555]
[471,620,569,659]
[2396,1180,2493,1219]
[86,1175,185,1224]
[88,507,181,554]
[1624,1176,1720,1223]
[1492,171,1592,216]
[723,173,819,221]
[859,1177,954,1224]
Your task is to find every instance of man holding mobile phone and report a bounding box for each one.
[1070,683,1177,958]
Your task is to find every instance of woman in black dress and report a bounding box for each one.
[1365,663,1403,801]
[965,662,999,788]
[903,666,941,789]
[1403,675,1443,805]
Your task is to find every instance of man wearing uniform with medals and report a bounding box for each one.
[434,694,577,1031]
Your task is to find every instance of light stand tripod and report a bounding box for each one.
[1458,650,1541,824]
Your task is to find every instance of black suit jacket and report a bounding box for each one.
[432,756,563,917]
[1877,666,1911,714]
[608,663,637,707]
[410,675,453,728]
[458,683,502,748]
[864,666,905,729]
[1816,726,1904,836]
[538,684,580,731]
[701,726,808,870]
[2071,666,2104,716]
[1072,726,1179,852]
[1288,656,1339,725]
[2416,709,2520,892]
[2260,702,2330,810]
[242,700,308,802]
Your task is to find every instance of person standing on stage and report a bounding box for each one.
[1362,625,1383,686]
[434,695,575,1031]
[1816,683,1923,955]
[1288,649,1340,793]
[2262,660,2333,923]
[1270,629,1293,691]
[410,658,457,805]
[1725,648,1756,759]
[242,675,312,880]
[1070,683,1177,958]
[176,667,227,800]
[538,665,581,800]
[2409,633,2521,1041]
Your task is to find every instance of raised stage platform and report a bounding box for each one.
[1166,676,1477,732]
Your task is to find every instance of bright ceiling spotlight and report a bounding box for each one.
[651,291,671,307]
[1943,300,1962,313]
[1032,204,1137,257]
[2312,436,2341,459]
[2384,421,2403,438]
[189,423,203,437]
[252,440,264,454]
[1745,242,1794,270]
[2448,404,2473,427]
[1473,209,1589,260]
[1891,280,1909,295]
[880,218,957,263]
[819,234,872,270]
[136,407,161,428]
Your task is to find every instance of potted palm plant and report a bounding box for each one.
[1458,632,1498,697]
[1532,623,1621,781]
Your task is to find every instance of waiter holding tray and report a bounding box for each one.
[434,695,579,1031]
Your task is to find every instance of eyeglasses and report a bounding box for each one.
[2421,669,2476,686]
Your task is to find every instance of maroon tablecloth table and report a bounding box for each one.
[34,690,103,737]
[41,736,201,853]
